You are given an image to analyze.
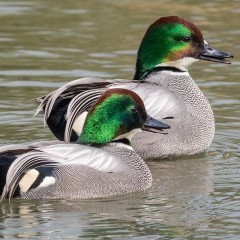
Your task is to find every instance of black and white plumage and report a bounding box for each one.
[1,88,170,201]
[0,142,152,201]
[35,71,215,159]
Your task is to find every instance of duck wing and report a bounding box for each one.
[35,77,112,120]
[35,77,137,141]
[35,77,177,142]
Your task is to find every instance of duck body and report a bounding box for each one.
[37,70,214,159]
[0,141,151,200]
[36,16,232,159]
[1,89,168,200]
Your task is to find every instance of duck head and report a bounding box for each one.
[77,89,170,145]
[134,16,233,79]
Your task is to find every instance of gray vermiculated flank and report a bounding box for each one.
[20,143,152,199]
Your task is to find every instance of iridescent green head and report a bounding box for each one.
[134,16,205,79]
[134,16,233,80]
[77,89,148,145]
[77,89,170,145]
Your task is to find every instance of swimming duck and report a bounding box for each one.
[0,89,169,200]
[36,16,233,159]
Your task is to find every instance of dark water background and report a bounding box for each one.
[0,0,239,239]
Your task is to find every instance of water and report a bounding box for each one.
[0,0,239,239]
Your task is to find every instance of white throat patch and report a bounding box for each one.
[156,57,198,71]
[114,128,142,142]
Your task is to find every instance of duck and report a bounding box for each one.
[35,16,233,159]
[0,88,170,201]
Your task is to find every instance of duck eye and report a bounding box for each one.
[131,107,138,114]
[183,36,191,42]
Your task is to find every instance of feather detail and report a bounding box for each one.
[64,88,106,141]
[19,169,39,193]
[35,77,113,126]
[0,143,126,201]
[34,78,136,121]
[0,144,30,155]
[34,77,137,140]
[36,144,124,172]
[72,112,88,136]
[0,151,59,201]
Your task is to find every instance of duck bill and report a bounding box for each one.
[142,115,170,133]
[199,41,233,64]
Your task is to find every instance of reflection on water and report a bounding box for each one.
[0,0,239,239]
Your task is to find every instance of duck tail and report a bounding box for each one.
[0,153,18,198]
[0,151,59,202]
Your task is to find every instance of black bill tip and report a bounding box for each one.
[199,41,233,64]
[143,115,170,133]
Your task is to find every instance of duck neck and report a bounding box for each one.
[133,61,186,80]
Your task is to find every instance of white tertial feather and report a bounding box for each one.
[64,89,105,141]
[72,112,88,135]
[38,176,56,188]
[19,169,39,193]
